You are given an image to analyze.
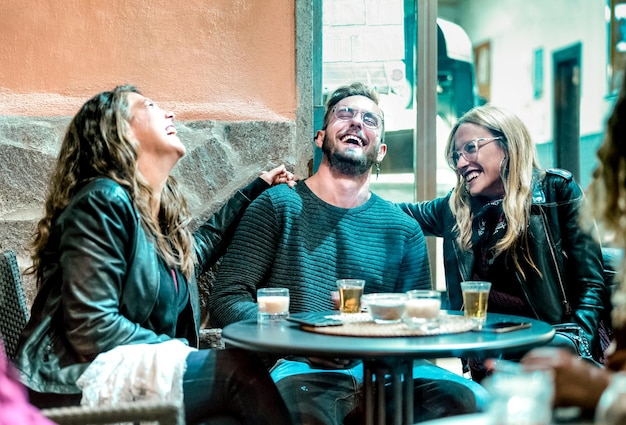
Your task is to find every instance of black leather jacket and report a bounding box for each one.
[15,177,270,394]
[399,169,606,348]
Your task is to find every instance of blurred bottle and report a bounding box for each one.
[595,372,626,425]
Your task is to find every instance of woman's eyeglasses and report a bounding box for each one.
[333,106,383,130]
[447,137,502,167]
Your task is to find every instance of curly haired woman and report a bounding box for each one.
[14,85,294,425]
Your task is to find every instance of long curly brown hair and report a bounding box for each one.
[29,85,195,284]
[589,84,626,248]
[588,77,626,327]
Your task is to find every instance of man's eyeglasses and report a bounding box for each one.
[333,106,383,130]
[447,137,502,167]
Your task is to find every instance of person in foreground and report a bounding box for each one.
[0,341,54,425]
[520,72,626,412]
[210,82,488,424]
[13,85,295,425]
[397,104,607,381]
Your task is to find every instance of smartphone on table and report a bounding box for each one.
[479,321,531,333]
[287,312,343,327]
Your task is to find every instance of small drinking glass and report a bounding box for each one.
[336,279,365,314]
[461,281,491,329]
[362,293,407,324]
[484,366,554,425]
[404,290,441,329]
[257,287,289,324]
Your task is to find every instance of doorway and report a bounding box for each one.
[552,43,582,180]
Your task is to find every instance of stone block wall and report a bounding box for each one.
[0,116,310,324]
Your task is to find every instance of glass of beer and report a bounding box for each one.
[461,281,491,329]
[336,279,365,314]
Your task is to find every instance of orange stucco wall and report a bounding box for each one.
[0,0,296,121]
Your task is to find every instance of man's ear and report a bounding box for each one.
[314,130,325,148]
[376,143,387,163]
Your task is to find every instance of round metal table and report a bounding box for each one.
[222,311,555,425]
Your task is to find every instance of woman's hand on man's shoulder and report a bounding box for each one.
[260,164,298,188]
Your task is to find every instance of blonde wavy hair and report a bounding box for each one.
[445,104,542,278]
[29,85,195,284]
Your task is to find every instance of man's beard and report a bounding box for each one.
[322,135,378,176]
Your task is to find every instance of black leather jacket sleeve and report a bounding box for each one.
[194,177,271,276]
[397,194,452,238]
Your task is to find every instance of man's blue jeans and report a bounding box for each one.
[270,357,490,425]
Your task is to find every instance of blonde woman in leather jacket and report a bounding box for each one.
[398,105,606,381]
[14,85,295,425]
